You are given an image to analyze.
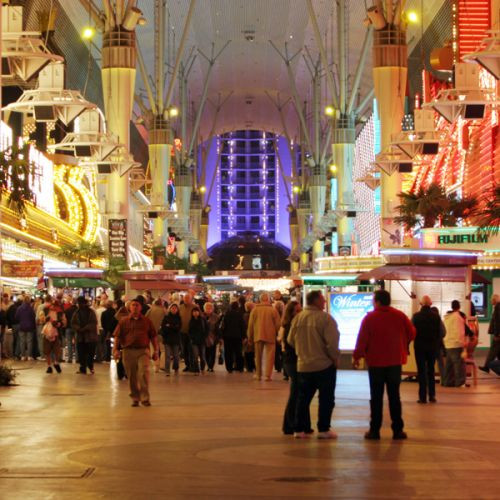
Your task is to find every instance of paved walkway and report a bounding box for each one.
[0,361,499,499]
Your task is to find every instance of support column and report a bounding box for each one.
[308,165,327,260]
[288,206,300,275]
[372,27,407,247]
[101,26,137,252]
[296,192,311,269]
[189,191,202,265]
[332,114,356,252]
[175,164,192,259]
[149,116,172,246]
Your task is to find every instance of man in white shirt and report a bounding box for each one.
[443,300,466,387]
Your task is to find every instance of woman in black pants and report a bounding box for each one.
[280,300,311,435]
[221,301,246,373]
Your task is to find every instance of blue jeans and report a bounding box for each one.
[18,330,34,358]
[444,347,465,387]
[295,365,337,433]
[65,328,76,362]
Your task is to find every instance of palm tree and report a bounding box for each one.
[443,192,478,227]
[58,240,105,268]
[395,183,448,231]
[476,184,500,235]
[395,183,478,231]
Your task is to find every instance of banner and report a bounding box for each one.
[1,259,43,277]
[329,293,373,351]
[108,219,128,261]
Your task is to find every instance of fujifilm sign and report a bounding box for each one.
[438,234,488,245]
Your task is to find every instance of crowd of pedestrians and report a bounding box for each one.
[1,286,498,438]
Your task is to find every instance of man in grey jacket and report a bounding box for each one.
[288,290,340,439]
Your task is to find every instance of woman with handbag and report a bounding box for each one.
[42,305,65,374]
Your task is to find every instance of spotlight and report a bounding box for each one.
[199,185,206,193]
[406,11,418,24]
[292,186,300,194]
[169,107,179,118]
[82,26,95,40]
[324,105,335,117]
[329,163,337,174]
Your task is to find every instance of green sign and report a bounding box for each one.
[51,278,111,288]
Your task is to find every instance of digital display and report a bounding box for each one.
[329,293,373,351]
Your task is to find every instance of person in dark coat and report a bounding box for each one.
[15,296,36,360]
[7,299,21,359]
[279,299,312,435]
[72,296,98,374]
[480,294,500,373]
[221,301,246,373]
[412,296,442,403]
[63,299,78,363]
[100,301,118,362]
[188,307,207,374]
[160,303,182,375]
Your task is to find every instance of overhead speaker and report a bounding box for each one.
[463,104,485,120]
[347,211,356,218]
[75,145,92,157]
[422,142,439,155]
[398,163,413,173]
[97,164,112,174]
[147,211,158,218]
[33,105,56,121]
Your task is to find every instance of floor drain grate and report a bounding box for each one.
[266,476,332,483]
[0,467,95,479]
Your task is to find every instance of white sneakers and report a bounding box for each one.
[317,430,338,440]
[294,432,311,439]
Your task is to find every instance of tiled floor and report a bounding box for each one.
[1,360,499,499]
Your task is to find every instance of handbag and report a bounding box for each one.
[42,322,58,341]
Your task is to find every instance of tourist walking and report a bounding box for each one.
[42,303,66,374]
[411,296,441,403]
[243,301,256,372]
[63,298,77,363]
[15,296,36,360]
[247,292,281,381]
[160,303,182,375]
[443,300,467,387]
[287,290,340,439]
[189,307,207,374]
[100,301,117,362]
[279,299,312,435]
[220,301,246,373]
[179,293,196,372]
[113,298,159,406]
[479,294,500,373]
[146,299,166,372]
[72,297,99,375]
[203,302,220,372]
[353,290,416,440]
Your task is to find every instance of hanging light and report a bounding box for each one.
[324,105,335,117]
[82,26,95,40]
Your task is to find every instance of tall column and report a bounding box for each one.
[149,116,172,246]
[101,18,137,251]
[297,191,312,269]
[308,165,327,260]
[372,26,407,247]
[189,191,202,265]
[332,113,356,252]
[175,164,192,259]
[288,206,300,275]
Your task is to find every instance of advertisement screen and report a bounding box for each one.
[329,293,373,351]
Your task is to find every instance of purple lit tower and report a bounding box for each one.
[202,130,292,249]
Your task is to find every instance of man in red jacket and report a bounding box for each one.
[353,290,416,441]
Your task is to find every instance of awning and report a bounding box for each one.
[51,277,112,288]
[357,265,490,284]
